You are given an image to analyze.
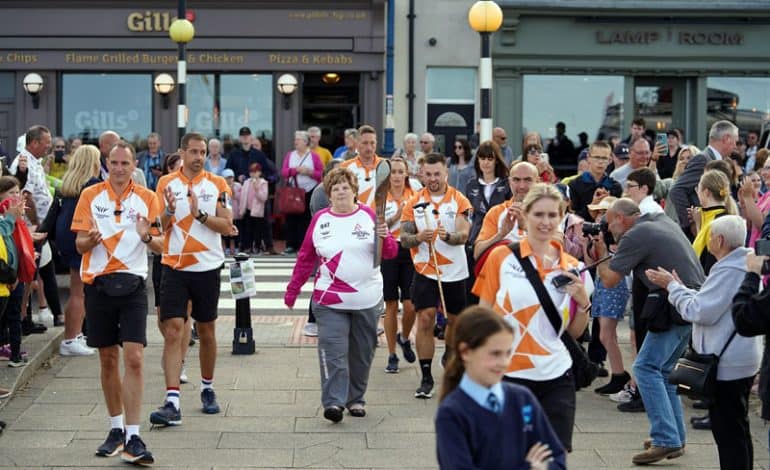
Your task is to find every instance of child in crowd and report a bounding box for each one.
[222,168,241,256]
[0,177,29,369]
[239,163,268,255]
[435,306,566,469]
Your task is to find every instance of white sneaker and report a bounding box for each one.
[59,338,96,356]
[302,322,318,337]
[76,334,88,345]
[609,384,635,403]
[180,364,188,384]
[38,307,54,327]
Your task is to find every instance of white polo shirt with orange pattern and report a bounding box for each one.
[472,239,594,381]
[384,186,415,239]
[71,180,161,285]
[401,186,472,282]
[156,169,231,272]
[476,199,526,246]
[341,155,383,209]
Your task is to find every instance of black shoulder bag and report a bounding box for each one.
[509,243,599,390]
[668,331,737,400]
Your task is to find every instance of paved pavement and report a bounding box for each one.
[0,256,768,468]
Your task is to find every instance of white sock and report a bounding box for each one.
[125,424,140,443]
[201,377,213,391]
[165,388,180,409]
[109,414,124,430]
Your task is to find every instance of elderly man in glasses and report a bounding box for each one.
[492,127,514,167]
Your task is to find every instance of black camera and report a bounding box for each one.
[755,239,770,274]
[582,220,607,237]
[552,268,581,290]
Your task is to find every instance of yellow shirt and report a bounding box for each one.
[314,146,333,167]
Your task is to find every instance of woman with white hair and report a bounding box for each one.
[646,215,762,470]
[392,133,423,178]
[280,130,323,255]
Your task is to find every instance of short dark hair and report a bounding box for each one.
[180,132,206,150]
[358,124,376,136]
[627,167,656,194]
[632,117,646,128]
[26,125,51,146]
[423,152,446,166]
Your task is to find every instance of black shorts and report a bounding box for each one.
[410,273,466,315]
[84,282,148,348]
[151,254,162,307]
[159,265,221,323]
[381,245,415,302]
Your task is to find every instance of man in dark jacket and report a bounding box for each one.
[568,141,622,222]
[669,120,738,236]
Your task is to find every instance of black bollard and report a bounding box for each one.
[231,253,255,354]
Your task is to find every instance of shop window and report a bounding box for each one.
[426,68,476,155]
[523,75,624,147]
[0,73,14,100]
[61,74,151,145]
[706,77,770,139]
[186,74,273,156]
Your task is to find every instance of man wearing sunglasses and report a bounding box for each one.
[492,127,514,167]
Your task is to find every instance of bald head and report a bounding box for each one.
[509,161,539,202]
[607,197,641,240]
[493,127,508,148]
[98,131,120,158]
[610,197,641,217]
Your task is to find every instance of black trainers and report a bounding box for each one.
[201,388,221,414]
[323,405,344,423]
[397,333,416,363]
[121,435,154,465]
[415,377,434,399]
[594,371,631,396]
[95,428,125,457]
[385,353,399,373]
[149,401,182,426]
[617,392,646,413]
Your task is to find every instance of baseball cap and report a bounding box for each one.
[587,196,618,212]
[238,126,252,136]
[613,143,629,160]
[222,168,235,178]
[578,148,589,161]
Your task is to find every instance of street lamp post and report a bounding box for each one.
[468,1,503,143]
[169,2,195,144]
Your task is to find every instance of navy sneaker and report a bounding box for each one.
[121,435,154,465]
[397,333,416,363]
[95,428,124,457]
[201,389,221,414]
[149,401,182,426]
[385,353,399,373]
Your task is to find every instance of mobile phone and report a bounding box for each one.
[656,133,669,156]
[755,239,770,274]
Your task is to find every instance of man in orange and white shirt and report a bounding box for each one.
[72,141,161,464]
[473,161,539,260]
[340,124,382,209]
[400,153,471,399]
[151,133,233,427]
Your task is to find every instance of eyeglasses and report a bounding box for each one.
[527,148,540,154]
[625,183,639,189]
[420,141,431,144]
[497,136,507,141]
[478,155,495,161]
[54,146,65,149]
[590,156,610,161]
[454,145,463,149]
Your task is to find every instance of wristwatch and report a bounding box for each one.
[141,233,152,244]
[195,210,209,224]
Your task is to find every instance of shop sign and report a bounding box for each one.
[596,30,744,46]
[127,10,196,32]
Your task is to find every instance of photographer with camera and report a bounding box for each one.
[595,198,704,465]
[648,215,760,470]
[582,197,631,396]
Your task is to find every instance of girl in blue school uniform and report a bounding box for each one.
[435,306,566,470]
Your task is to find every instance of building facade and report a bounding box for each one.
[493,0,770,158]
[0,0,385,161]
